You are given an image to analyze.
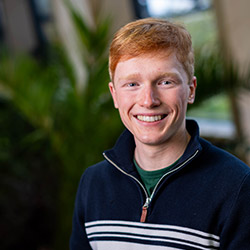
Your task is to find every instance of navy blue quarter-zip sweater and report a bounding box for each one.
[70,120,250,250]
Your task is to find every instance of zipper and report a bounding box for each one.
[103,149,199,223]
[103,152,150,221]
[103,153,149,196]
[140,197,151,222]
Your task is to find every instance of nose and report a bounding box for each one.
[138,84,160,108]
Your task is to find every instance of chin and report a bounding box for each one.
[135,134,168,146]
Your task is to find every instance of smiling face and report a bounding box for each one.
[109,51,196,148]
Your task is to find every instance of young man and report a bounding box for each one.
[70,18,250,250]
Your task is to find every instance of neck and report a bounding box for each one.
[134,130,191,171]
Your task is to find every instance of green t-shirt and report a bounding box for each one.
[134,158,179,197]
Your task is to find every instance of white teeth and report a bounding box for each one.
[137,115,163,122]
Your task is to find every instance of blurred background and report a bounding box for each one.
[0,0,249,249]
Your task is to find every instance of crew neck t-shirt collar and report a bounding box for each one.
[134,157,180,196]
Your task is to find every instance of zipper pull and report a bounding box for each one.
[140,197,151,223]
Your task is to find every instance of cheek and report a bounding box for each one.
[169,88,188,104]
[112,90,129,109]
[178,87,190,103]
[115,93,131,111]
[168,89,189,113]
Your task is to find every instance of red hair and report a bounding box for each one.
[109,18,194,82]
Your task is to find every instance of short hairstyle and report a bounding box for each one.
[109,18,194,83]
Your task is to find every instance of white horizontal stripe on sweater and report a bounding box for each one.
[90,240,185,250]
[85,220,220,250]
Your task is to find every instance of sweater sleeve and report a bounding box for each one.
[70,173,92,250]
[220,172,250,249]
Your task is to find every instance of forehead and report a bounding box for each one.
[114,51,186,82]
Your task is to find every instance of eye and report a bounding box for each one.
[159,80,172,85]
[127,82,138,87]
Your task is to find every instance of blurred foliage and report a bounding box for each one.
[1,3,249,250]
[193,44,227,106]
[192,42,250,108]
[0,98,60,249]
[0,2,122,249]
[188,93,231,120]
[177,9,250,118]
[175,10,217,48]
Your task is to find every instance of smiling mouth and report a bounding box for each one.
[136,115,167,122]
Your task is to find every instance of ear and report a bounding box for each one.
[109,82,119,109]
[188,76,197,104]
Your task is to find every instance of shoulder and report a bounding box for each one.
[79,158,122,189]
[198,137,250,182]
[201,138,248,166]
[81,160,111,181]
[75,160,113,200]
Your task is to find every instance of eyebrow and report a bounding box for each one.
[154,72,183,83]
[117,73,141,82]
